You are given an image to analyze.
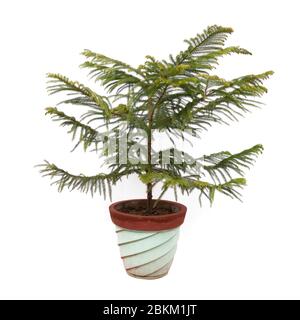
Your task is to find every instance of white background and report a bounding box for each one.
[0,0,299,300]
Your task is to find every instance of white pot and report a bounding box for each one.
[115,225,180,279]
[109,199,186,280]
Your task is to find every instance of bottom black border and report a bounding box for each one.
[0,300,296,319]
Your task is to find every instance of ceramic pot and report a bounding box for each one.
[109,199,186,279]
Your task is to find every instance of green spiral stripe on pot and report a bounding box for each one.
[115,226,180,279]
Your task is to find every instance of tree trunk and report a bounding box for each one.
[146,182,153,214]
[146,121,153,213]
[146,98,154,214]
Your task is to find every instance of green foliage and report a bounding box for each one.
[81,50,144,94]
[175,25,234,63]
[139,170,246,205]
[45,107,99,151]
[39,25,273,210]
[203,144,264,183]
[47,73,111,119]
[38,161,139,200]
[38,161,113,199]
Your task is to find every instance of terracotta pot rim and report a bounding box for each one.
[109,199,187,231]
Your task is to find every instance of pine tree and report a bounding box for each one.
[38,25,273,213]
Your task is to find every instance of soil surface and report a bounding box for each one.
[116,200,179,216]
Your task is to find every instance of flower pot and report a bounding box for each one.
[109,199,186,279]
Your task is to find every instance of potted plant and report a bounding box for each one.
[39,25,273,279]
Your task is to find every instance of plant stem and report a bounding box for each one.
[145,86,169,214]
[146,182,153,214]
[146,117,153,213]
[153,187,168,210]
[146,98,153,214]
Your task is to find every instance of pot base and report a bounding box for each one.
[126,271,168,280]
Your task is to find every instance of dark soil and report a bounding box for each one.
[116,200,179,216]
